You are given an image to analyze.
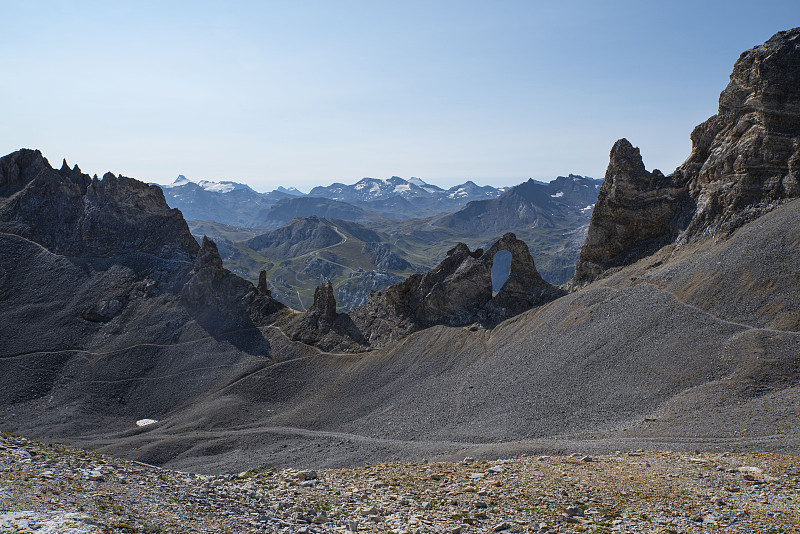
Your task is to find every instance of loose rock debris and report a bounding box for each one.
[1,432,798,533]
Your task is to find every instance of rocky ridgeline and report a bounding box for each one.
[2,432,799,533]
[0,150,199,261]
[0,150,564,352]
[8,28,798,350]
[0,149,285,343]
[574,27,800,286]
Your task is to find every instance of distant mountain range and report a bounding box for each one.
[181,173,602,309]
[159,175,512,226]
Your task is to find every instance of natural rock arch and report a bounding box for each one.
[480,233,563,320]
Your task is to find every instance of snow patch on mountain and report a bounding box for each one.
[163,175,255,194]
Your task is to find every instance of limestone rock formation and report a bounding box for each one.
[574,28,800,286]
[342,233,564,347]
[383,242,491,327]
[676,27,800,240]
[573,140,690,286]
[0,149,199,260]
[309,280,338,326]
[257,270,271,297]
[484,232,565,319]
[284,280,368,352]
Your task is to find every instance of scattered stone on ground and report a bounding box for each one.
[1,432,799,533]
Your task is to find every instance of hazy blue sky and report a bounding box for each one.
[2,2,798,191]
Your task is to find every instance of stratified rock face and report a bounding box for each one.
[0,149,199,260]
[573,139,690,286]
[676,28,800,240]
[573,28,800,286]
[675,28,800,241]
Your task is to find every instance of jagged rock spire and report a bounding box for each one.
[572,139,689,286]
[257,270,271,297]
[309,280,337,324]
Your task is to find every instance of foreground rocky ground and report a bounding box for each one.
[1,432,799,533]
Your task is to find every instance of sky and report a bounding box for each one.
[2,1,799,192]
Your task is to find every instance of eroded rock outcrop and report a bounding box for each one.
[573,140,691,286]
[282,233,561,350]
[484,233,566,319]
[284,280,368,352]
[573,28,800,286]
[676,27,800,240]
[257,270,272,297]
[336,233,564,348]
[182,237,284,329]
[383,243,491,327]
[0,149,199,260]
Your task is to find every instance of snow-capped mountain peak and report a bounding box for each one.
[162,175,255,194]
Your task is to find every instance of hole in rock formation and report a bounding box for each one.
[491,249,512,295]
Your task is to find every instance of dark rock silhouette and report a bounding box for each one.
[0,149,199,260]
[182,237,284,329]
[257,270,271,297]
[284,280,369,351]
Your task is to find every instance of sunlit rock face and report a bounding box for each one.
[573,28,800,286]
[676,27,800,241]
[572,139,690,286]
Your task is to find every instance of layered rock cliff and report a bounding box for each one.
[574,28,800,285]
[573,140,691,285]
[677,27,800,240]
